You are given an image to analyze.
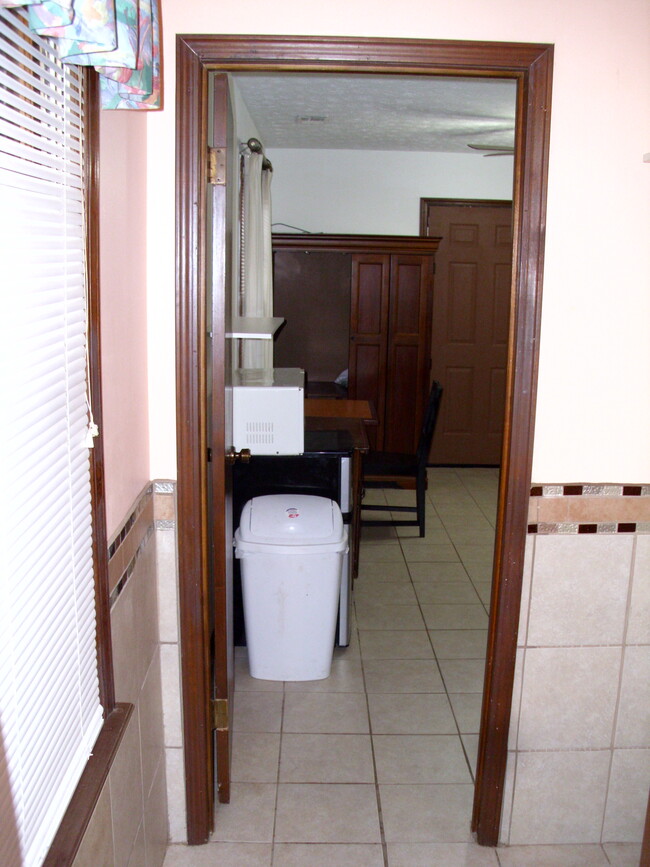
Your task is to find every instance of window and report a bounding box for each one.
[0,9,104,866]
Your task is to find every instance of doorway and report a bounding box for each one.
[175,35,553,847]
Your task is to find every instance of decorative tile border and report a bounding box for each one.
[528,483,650,534]
[153,480,175,494]
[530,484,650,497]
[153,479,176,523]
[109,523,154,607]
[529,522,650,535]
[108,480,177,607]
[108,484,152,560]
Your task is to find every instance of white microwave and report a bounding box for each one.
[232,368,305,455]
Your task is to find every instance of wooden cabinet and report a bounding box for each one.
[273,234,439,454]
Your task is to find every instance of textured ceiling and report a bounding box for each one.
[232,73,517,153]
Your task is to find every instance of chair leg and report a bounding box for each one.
[416,472,426,537]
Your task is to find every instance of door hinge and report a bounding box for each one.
[207,447,212,462]
[208,147,226,185]
[211,698,229,730]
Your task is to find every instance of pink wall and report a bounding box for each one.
[143,0,650,484]
[99,109,151,537]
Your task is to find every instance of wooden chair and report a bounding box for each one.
[360,381,443,537]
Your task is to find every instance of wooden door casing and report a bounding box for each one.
[176,36,553,847]
[422,199,513,465]
[209,73,235,807]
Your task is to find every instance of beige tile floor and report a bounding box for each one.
[164,469,642,867]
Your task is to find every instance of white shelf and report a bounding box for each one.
[227,316,285,339]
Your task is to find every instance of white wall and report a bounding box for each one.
[269,148,514,235]
[144,0,650,484]
[230,77,262,147]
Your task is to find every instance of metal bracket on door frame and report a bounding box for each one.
[211,698,229,730]
[208,147,226,185]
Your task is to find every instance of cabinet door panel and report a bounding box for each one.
[348,342,384,449]
[384,255,433,453]
[391,259,427,335]
[351,256,389,335]
[273,250,351,381]
[349,254,389,448]
[384,343,422,453]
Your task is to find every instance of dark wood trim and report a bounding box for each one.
[180,33,551,70]
[175,34,553,847]
[175,35,213,844]
[419,197,512,236]
[273,233,442,254]
[40,66,119,867]
[641,789,650,867]
[43,704,133,866]
[209,72,234,807]
[472,44,553,844]
[84,69,115,715]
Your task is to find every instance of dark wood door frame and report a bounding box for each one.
[419,196,513,236]
[175,34,553,846]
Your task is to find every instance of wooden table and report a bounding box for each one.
[304,400,375,580]
[304,398,377,424]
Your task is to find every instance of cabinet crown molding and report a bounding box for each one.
[272,233,441,255]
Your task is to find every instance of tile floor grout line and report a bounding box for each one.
[395,508,480,824]
[417,471,493,804]
[434,471,495,785]
[166,471,645,865]
[269,682,286,864]
[409,519,480,787]
[354,578,390,867]
[366,475,494,800]
[431,491,494,619]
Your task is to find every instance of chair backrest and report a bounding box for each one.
[416,380,443,466]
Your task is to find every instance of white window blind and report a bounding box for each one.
[0,9,104,867]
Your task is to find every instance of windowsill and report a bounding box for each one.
[43,703,134,866]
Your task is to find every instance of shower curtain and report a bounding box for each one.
[239,149,273,370]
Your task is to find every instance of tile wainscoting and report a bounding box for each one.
[501,484,650,846]
[73,481,176,866]
[78,477,647,856]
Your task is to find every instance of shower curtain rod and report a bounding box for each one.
[245,137,273,171]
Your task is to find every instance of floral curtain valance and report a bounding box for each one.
[0,0,161,109]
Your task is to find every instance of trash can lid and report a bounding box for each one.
[237,494,344,546]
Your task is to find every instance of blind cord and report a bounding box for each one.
[82,140,99,449]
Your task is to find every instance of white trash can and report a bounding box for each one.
[234,494,348,681]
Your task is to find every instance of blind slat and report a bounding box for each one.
[0,63,80,119]
[0,8,103,867]
[0,170,84,199]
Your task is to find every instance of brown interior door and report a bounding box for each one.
[208,73,235,806]
[423,199,513,465]
[348,253,390,449]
